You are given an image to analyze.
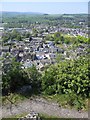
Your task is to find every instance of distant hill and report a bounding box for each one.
[2,11,87,28]
[2,11,46,17]
[2,11,87,18]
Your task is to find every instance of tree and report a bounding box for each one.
[45,35,54,41]
[25,65,42,92]
[2,32,10,43]
[16,35,22,41]
[54,32,61,44]
[32,28,38,37]
[42,66,58,95]
[26,32,31,38]
[77,35,88,44]
[2,59,25,94]
[54,32,61,38]
[10,30,22,41]
[60,36,64,43]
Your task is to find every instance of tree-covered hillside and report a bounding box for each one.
[2,12,88,28]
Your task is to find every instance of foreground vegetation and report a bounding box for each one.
[2,116,83,120]
[2,53,89,111]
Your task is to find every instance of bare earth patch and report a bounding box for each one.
[2,97,88,118]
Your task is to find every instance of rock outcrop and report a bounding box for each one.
[18,112,41,120]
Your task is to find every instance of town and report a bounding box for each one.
[1,11,89,119]
[1,13,88,71]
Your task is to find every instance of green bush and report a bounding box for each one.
[41,56,89,109]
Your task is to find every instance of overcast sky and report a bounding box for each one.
[1,1,88,14]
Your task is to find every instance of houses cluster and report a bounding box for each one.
[2,34,88,72]
[5,22,88,38]
[2,36,64,71]
[2,22,88,71]
[58,27,88,38]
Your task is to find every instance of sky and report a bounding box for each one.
[1,1,89,14]
[1,0,89,2]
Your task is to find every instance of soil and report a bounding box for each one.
[2,97,88,118]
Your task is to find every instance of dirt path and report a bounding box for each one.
[2,97,88,118]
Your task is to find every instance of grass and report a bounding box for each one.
[39,113,60,119]
[42,94,88,111]
[1,112,28,120]
[2,93,88,110]
[2,113,60,120]
[42,94,70,108]
[2,93,27,106]
[2,93,88,111]
[2,113,59,119]
[1,118,17,120]
[1,94,88,120]
[2,90,40,106]
[9,112,28,118]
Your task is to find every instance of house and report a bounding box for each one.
[16,52,23,62]
[46,41,54,47]
[0,27,4,31]
[41,59,51,65]
[33,60,44,70]
[36,52,46,60]
[24,46,30,52]
[49,46,58,53]
[2,46,10,52]
[43,48,49,53]
[49,53,56,59]
[23,60,33,69]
